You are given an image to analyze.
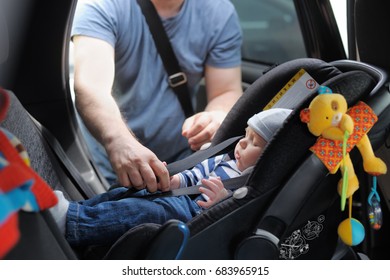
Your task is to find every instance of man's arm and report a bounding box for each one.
[73,35,169,191]
[182,65,243,150]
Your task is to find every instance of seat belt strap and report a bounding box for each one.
[117,135,243,199]
[136,0,194,118]
[166,135,242,175]
[169,173,250,196]
[30,117,98,199]
[120,173,250,200]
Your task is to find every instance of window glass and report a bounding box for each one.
[230,0,306,64]
[330,0,348,55]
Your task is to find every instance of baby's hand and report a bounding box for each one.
[197,177,229,209]
[169,174,181,190]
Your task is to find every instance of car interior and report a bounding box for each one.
[1,0,389,260]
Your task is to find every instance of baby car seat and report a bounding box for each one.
[1,58,388,260]
[102,58,390,260]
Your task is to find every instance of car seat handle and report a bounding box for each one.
[235,229,280,260]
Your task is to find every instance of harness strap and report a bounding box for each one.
[129,173,250,200]
[167,136,242,175]
[118,136,245,199]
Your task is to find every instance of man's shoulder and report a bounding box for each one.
[189,0,237,26]
[76,0,136,15]
[72,0,141,38]
[193,0,235,13]
[194,0,235,9]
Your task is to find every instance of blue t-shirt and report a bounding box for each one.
[71,0,242,182]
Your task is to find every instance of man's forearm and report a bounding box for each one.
[75,89,136,147]
[205,90,241,113]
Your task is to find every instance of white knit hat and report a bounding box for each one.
[247,108,292,142]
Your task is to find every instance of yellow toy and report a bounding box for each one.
[300,86,387,246]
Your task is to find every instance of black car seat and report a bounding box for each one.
[99,58,390,260]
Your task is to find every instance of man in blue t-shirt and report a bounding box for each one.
[71,0,243,191]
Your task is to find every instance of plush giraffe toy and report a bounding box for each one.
[300,86,387,246]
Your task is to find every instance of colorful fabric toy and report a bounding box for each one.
[0,88,58,258]
[300,86,387,246]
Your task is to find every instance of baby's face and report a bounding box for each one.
[234,127,267,172]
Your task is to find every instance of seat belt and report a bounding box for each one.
[136,0,194,118]
[30,117,99,199]
[117,135,246,199]
[166,136,242,175]
[138,173,250,199]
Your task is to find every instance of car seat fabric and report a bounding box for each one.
[100,58,385,260]
[1,89,78,259]
[1,90,84,200]
[1,91,63,191]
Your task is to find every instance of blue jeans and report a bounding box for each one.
[65,188,202,247]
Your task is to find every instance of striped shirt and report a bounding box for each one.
[177,153,241,188]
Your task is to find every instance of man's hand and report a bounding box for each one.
[182,111,226,150]
[196,177,229,209]
[105,136,170,193]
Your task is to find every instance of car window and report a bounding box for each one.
[330,0,348,56]
[230,0,306,64]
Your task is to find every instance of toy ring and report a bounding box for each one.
[368,194,382,230]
